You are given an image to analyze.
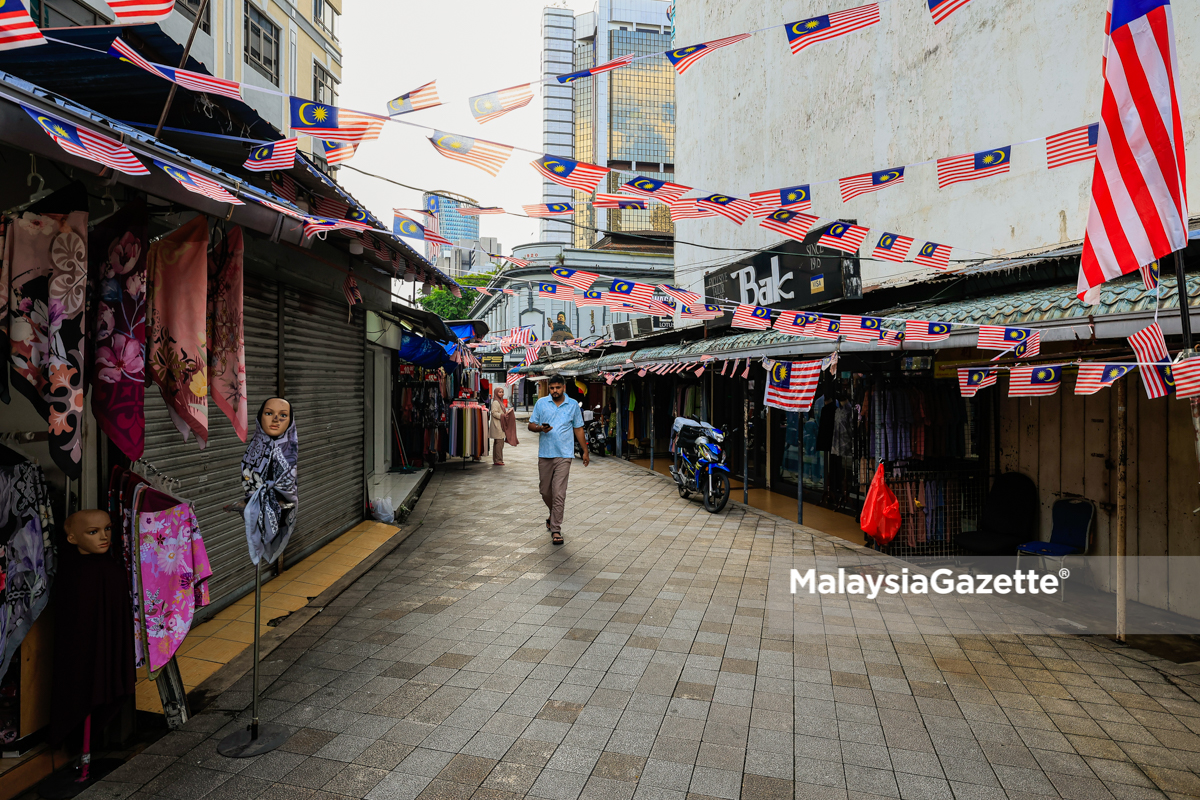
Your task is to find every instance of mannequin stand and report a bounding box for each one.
[217,561,289,758]
[37,716,123,799]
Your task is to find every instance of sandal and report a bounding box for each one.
[546,518,551,530]
[551,531,564,545]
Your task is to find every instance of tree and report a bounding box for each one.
[418,271,495,320]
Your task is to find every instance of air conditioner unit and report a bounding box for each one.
[608,321,634,341]
[633,317,655,337]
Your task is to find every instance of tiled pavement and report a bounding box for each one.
[83,445,1200,800]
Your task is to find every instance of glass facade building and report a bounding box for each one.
[420,191,480,260]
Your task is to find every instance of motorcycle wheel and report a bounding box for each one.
[704,472,730,513]
[677,482,690,499]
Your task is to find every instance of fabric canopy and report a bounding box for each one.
[398,330,454,368]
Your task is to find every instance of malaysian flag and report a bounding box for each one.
[493,253,530,267]
[958,368,997,397]
[343,274,363,318]
[430,131,512,176]
[838,315,883,343]
[153,160,242,205]
[977,325,1037,355]
[321,139,357,165]
[1128,321,1174,398]
[244,138,298,172]
[785,3,880,54]
[872,232,913,262]
[607,278,655,309]
[302,218,354,239]
[469,84,534,124]
[538,283,564,298]
[107,0,174,23]
[927,0,972,24]
[645,297,676,316]
[557,53,635,83]
[1078,0,1187,300]
[313,195,350,219]
[551,267,597,291]
[531,155,608,193]
[1010,331,1042,359]
[457,206,505,215]
[620,176,692,201]
[511,326,534,346]
[0,0,44,51]
[522,202,573,217]
[775,310,819,336]
[1139,259,1160,290]
[839,167,904,202]
[394,212,452,248]
[759,209,818,241]
[1045,123,1099,169]
[666,34,752,76]
[681,304,724,320]
[732,304,773,330]
[667,198,718,221]
[750,184,811,216]
[592,193,648,210]
[289,98,384,143]
[258,197,306,221]
[658,284,702,307]
[817,222,869,253]
[1172,358,1200,398]
[904,320,952,342]
[270,171,297,201]
[764,360,821,412]
[575,290,607,306]
[523,342,543,366]
[876,329,903,347]
[23,107,148,175]
[936,146,1012,189]
[387,81,440,115]
[811,317,841,339]
[1009,365,1063,397]
[696,194,757,225]
[1074,363,1134,394]
[913,242,952,270]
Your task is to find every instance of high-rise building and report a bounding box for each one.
[420,190,481,261]
[540,1,675,249]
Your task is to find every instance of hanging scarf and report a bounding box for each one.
[0,460,55,679]
[147,215,209,447]
[1,219,9,405]
[241,399,298,565]
[6,197,89,477]
[208,225,247,442]
[89,198,149,460]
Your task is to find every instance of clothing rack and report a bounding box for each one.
[131,457,186,499]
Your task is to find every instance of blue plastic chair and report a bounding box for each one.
[1015,498,1094,600]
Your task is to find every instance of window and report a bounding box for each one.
[29,0,103,27]
[244,4,280,85]
[313,63,338,106]
[177,0,211,33]
[312,0,339,39]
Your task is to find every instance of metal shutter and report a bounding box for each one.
[142,275,279,613]
[280,284,365,565]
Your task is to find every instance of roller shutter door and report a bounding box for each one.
[142,275,279,612]
[280,283,365,564]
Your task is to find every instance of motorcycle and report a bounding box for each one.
[575,403,607,458]
[668,417,731,513]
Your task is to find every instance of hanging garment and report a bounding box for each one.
[147,216,209,447]
[208,226,247,442]
[0,460,55,678]
[242,400,299,565]
[89,198,149,461]
[0,219,9,404]
[134,488,212,675]
[120,471,149,667]
[6,199,90,476]
[831,402,854,458]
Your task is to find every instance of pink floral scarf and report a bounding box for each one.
[5,209,89,477]
[208,226,247,442]
[147,216,209,447]
[89,200,149,460]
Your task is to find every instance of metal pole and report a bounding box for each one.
[1116,377,1127,642]
[153,0,210,139]
[742,394,749,506]
[649,381,655,473]
[251,559,262,739]
[794,411,803,525]
[1171,251,1200,485]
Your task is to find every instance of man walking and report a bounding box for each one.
[528,374,588,545]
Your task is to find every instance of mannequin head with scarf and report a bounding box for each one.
[241,397,298,565]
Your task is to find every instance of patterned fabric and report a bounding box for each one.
[89,199,149,460]
[134,495,211,675]
[147,216,209,447]
[0,461,55,678]
[0,219,9,404]
[242,403,299,565]
[6,209,89,476]
[208,226,247,442]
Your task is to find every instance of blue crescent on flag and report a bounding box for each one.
[753,307,769,318]
[921,243,936,256]
[880,234,894,247]
[772,210,792,221]
[772,362,789,384]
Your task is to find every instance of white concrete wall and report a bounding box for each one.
[672,0,1200,296]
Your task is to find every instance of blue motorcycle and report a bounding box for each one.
[669,418,731,513]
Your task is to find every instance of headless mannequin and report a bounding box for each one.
[49,510,135,772]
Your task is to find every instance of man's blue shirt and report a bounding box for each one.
[529,394,584,459]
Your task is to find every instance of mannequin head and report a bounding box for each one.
[260,397,292,438]
[65,509,112,555]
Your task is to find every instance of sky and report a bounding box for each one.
[338,0,596,256]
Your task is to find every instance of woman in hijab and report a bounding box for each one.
[241,397,298,565]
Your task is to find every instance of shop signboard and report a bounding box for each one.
[480,354,505,369]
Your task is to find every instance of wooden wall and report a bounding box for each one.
[993,371,1200,618]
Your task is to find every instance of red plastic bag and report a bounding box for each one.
[860,463,901,545]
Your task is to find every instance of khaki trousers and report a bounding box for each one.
[492,438,504,464]
[538,457,572,533]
